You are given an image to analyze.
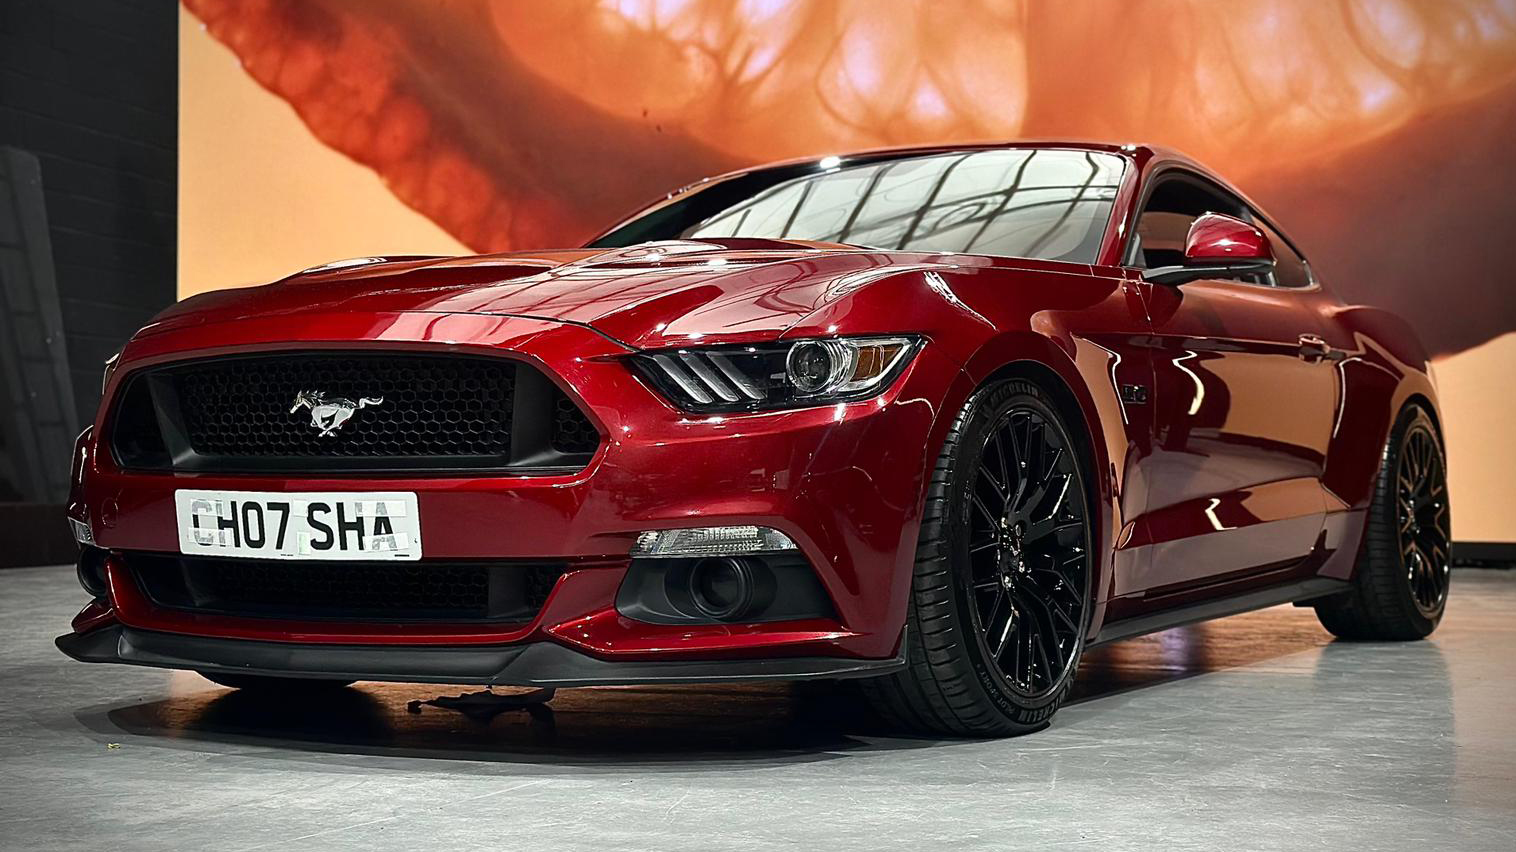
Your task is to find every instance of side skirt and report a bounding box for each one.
[1090,576,1349,646]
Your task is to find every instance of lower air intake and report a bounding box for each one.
[125,552,565,624]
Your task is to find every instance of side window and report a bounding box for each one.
[1251,217,1314,289]
[1133,173,1301,287]
[1130,175,1247,273]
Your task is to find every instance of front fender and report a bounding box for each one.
[785,263,1145,626]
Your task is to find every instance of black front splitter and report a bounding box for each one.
[56,625,906,687]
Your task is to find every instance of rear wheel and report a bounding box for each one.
[200,672,355,692]
[1315,405,1450,640]
[863,379,1093,737]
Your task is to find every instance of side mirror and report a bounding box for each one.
[1142,213,1275,286]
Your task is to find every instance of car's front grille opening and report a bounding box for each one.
[177,354,517,459]
[107,351,600,474]
[125,552,567,624]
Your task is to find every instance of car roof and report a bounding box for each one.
[711,140,1197,175]
[671,140,1222,208]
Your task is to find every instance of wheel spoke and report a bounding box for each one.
[1042,556,1085,598]
[1046,470,1071,518]
[1007,416,1027,473]
[990,429,1011,498]
[983,587,1007,630]
[1397,469,1416,494]
[1022,571,1079,634]
[978,464,1008,503]
[1018,447,1065,516]
[1020,623,1037,688]
[1003,610,1023,676]
[1029,637,1051,688]
[970,492,1000,528]
[1432,506,1451,539]
[1013,574,1073,680]
[1026,513,1081,546]
[993,612,1017,659]
[1023,420,1046,478]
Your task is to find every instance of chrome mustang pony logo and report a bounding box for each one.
[290,390,384,437]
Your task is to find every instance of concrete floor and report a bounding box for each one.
[2,567,1513,851]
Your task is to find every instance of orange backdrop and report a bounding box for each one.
[178,0,1516,542]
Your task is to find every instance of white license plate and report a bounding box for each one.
[174,490,422,561]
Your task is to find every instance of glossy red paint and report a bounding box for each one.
[60,142,1439,683]
[1184,212,1273,261]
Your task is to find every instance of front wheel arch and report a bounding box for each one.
[980,361,1099,508]
[972,359,1108,621]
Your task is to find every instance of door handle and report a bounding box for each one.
[1297,334,1340,363]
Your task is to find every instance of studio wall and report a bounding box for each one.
[2,0,177,430]
[178,0,1516,543]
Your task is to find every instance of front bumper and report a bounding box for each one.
[61,309,959,678]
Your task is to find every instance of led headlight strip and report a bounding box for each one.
[631,335,921,413]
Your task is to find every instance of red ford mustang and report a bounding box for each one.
[58,142,1450,736]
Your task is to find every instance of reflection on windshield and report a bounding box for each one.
[598,149,1125,264]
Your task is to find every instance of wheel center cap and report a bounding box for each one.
[998,521,1026,576]
[996,515,1030,579]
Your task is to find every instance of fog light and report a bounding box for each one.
[76,546,108,599]
[631,525,798,558]
[688,557,758,620]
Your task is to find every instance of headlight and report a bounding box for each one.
[631,335,921,413]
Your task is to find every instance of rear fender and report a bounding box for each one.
[1324,305,1441,510]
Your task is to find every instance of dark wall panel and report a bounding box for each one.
[0,0,177,428]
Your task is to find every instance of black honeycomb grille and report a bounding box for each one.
[176,353,515,459]
[551,393,600,454]
[110,351,601,473]
[127,552,566,623]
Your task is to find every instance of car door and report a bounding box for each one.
[1121,171,1336,596]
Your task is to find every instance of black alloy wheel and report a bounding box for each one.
[1396,418,1451,616]
[1315,404,1449,640]
[862,379,1093,736]
[962,404,1089,699]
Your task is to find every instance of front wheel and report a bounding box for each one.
[863,379,1094,737]
[1315,404,1450,640]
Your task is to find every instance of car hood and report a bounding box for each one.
[147,238,1012,349]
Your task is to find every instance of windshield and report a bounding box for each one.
[590,148,1127,264]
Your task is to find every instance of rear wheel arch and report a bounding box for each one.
[1404,392,1442,439]
[1316,400,1449,640]
[1323,355,1442,510]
